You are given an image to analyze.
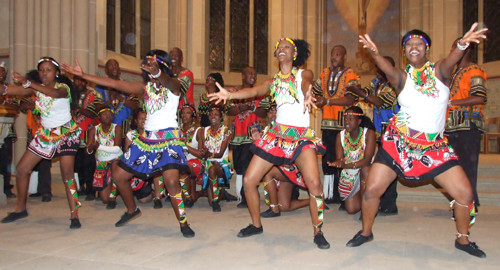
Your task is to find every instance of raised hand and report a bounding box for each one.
[359,34,379,54]
[12,72,28,85]
[208,82,230,105]
[140,55,160,76]
[303,84,317,113]
[461,22,488,45]
[61,59,84,76]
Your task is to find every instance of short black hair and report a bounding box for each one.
[401,29,432,49]
[292,39,311,67]
[208,72,224,87]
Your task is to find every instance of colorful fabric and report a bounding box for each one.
[210,177,219,202]
[201,160,232,189]
[118,127,189,179]
[93,160,112,190]
[227,87,263,145]
[446,64,487,133]
[374,116,459,181]
[109,180,117,199]
[198,93,213,127]
[174,192,187,224]
[277,163,306,188]
[313,67,359,130]
[270,67,299,106]
[177,69,194,108]
[180,176,190,199]
[157,176,165,197]
[188,158,204,185]
[65,178,81,212]
[338,128,367,200]
[405,61,438,97]
[95,123,117,162]
[95,85,137,136]
[28,120,81,159]
[251,122,325,165]
[364,78,400,139]
[313,194,324,229]
[73,89,101,145]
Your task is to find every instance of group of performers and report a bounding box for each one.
[0,22,488,258]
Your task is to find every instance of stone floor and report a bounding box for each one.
[0,185,498,270]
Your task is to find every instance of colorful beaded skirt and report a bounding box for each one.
[28,120,81,159]
[374,116,459,181]
[277,163,306,188]
[188,158,204,185]
[118,127,189,179]
[251,122,325,165]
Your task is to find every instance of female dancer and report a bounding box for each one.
[199,107,233,212]
[1,57,82,229]
[179,103,206,207]
[87,107,122,206]
[210,38,330,249]
[62,50,195,237]
[349,23,487,258]
[328,106,376,214]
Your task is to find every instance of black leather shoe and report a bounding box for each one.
[115,208,141,227]
[70,218,81,229]
[4,189,16,198]
[29,192,41,198]
[185,200,194,208]
[237,224,263,237]
[237,202,247,208]
[379,208,398,216]
[85,193,96,201]
[212,201,221,212]
[346,230,374,247]
[455,240,486,258]
[221,189,238,201]
[180,224,195,238]
[1,210,28,223]
[260,208,280,218]
[314,231,330,249]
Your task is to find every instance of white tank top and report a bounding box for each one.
[185,127,201,161]
[38,83,72,128]
[144,82,180,131]
[275,69,310,127]
[397,71,449,133]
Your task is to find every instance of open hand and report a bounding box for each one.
[61,59,84,77]
[208,82,230,105]
[359,34,379,54]
[303,84,317,113]
[461,22,488,45]
[140,55,160,76]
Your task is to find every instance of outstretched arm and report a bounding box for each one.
[436,23,488,84]
[140,55,181,95]
[209,80,272,105]
[359,34,406,92]
[61,59,145,95]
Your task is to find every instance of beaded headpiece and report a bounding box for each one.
[402,35,430,51]
[275,38,297,60]
[145,55,170,69]
[98,107,115,115]
[181,103,197,117]
[344,112,363,117]
[38,57,60,68]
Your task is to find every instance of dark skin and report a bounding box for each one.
[226,67,267,118]
[73,77,98,118]
[62,56,191,229]
[170,47,186,76]
[198,108,232,205]
[328,112,376,214]
[209,39,324,237]
[350,59,393,107]
[357,23,487,245]
[86,110,123,203]
[4,61,78,220]
[95,59,139,112]
[447,39,486,107]
[314,46,358,108]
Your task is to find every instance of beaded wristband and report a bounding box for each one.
[456,39,469,51]
[22,80,31,89]
[228,92,232,101]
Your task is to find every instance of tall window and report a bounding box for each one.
[106,0,151,59]
[463,0,500,63]
[209,0,268,74]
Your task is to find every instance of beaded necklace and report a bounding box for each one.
[181,124,196,143]
[96,124,115,146]
[144,81,169,115]
[405,61,438,98]
[343,127,364,153]
[205,124,226,154]
[270,67,298,106]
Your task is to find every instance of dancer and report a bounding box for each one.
[210,38,330,249]
[349,24,487,258]
[1,57,82,229]
[178,103,206,207]
[327,106,376,214]
[86,107,122,207]
[199,107,233,212]
[445,39,487,211]
[62,49,195,237]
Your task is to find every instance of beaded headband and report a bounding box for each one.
[275,38,297,61]
[145,55,170,69]
[181,103,197,117]
[402,35,430,51]
[344,112,363,116]
[38,57,60,68]
[98,107,115,115]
